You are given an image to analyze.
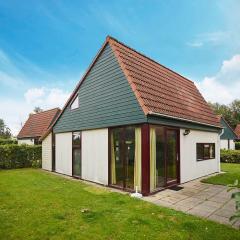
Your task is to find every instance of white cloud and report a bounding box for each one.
[0,87,70,136]
[24,87,70,109]
[187,31,229,48]
[196,54,240,103]
[187,42,203,48]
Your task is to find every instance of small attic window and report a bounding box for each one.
[70,95,79,110]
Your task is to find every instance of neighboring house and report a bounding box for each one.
[41,36,222,196]
[17,108,61,145]
[217,115,237,150]
[235,124,240,141]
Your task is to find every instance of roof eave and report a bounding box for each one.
[148,111,222,129]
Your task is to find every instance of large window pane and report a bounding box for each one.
[166,130,177,183]
[111,128,124,188]
[110,126,141,191]
[72,132,81,177]
[73,148,81,177]
[150,126,165,192]
[73,132,81,146]
[155,127,165,188]
[196,143,215,161]
[125,127,135,190]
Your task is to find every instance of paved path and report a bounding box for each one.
[144,178,239,228]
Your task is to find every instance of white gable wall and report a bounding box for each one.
[55,132,72,176]
[220,139,235,150]
[180,129,220,183]
[18,138,34,145]
[82,128,108,185]
[42,132,52,171]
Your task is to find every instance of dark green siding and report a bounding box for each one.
[53,44,147,133]
[147,115,221,133]
[220,118,237,139]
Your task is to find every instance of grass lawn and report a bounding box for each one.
[0,169,240,240]
[202,163,240,186]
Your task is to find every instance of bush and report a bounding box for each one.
[0,144,42,169]
[235,142,240,150]
[0,138,17,145]
[221,149,240,163]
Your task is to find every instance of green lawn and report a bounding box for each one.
[202,163,240,186]
[0,169,240,240]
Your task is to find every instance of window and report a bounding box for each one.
[70,95,79,110]
[197,143,215,161]
[110,126,141,191]
[72,132,81,177]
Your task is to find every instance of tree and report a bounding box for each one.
[33,107,43,113]
[0,119,11,139]
[208,99,240,129]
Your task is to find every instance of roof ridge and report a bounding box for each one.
[32,107,61,115]
[106,35,193,84]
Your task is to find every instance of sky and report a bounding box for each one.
[0,0,240,135]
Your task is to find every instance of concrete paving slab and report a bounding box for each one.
[142,175,239,228]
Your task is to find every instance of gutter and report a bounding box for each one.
[148,111,222,129]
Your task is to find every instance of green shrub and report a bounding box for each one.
[235,142,240,150]
[221,149,240,163]
[0,138,17,145]
[0,144,42,169]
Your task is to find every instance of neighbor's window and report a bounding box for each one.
[197,143,215,161]
[70,95,79,110]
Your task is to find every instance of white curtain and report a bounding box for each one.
[150,127,156,192]
[134,127,141,192]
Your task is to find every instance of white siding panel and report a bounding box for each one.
[55,132,72,176]
[82,128,108,185]
[18,139,34,145]
[220,139,235,150]
[230,140,235,150]
[180,129,220,183]
[42,133,52,171]
[220,139,228,150]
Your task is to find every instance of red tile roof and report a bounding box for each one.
[235,124,240,139]
[17,108,61,139]
[108,37,221,127]
[41,36,221,141]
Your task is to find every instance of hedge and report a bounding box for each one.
[235,142,240,150]
[0,144,42,169]
[221,149,240,163]
[0,138,17,145]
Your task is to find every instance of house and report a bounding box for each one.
[17,108,61,145]
[218,115,237,150]
[41,36,222,196]
[235,124,240,141]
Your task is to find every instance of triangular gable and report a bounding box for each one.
[52,42,147,133]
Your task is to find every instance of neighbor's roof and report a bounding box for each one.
[235,124,240,139]
[41,36,221,140]
[17,108,61,139]
[217,115,237,139]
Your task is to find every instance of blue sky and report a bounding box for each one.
[0,0,240,135]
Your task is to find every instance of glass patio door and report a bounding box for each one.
[110,126,141,192]
[166,129,178,185]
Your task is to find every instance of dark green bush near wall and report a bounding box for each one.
[221,149,240,163]
[0,144,42,169]
[0,138,17,145]
[235,142,240,150]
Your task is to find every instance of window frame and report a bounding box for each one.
[70,94,79,110]
[196,143,215,161]
[72,131,82,178]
